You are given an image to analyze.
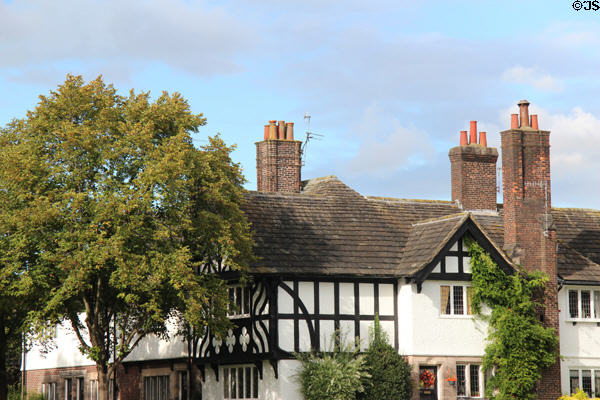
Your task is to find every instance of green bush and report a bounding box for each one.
[559,389,600,400]
[359,315,412,400]
[296,333,370,400]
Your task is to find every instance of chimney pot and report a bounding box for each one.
[511,114,519,129]
[479,131,487,147]
[469,121,477,144]
[264,125,269,140]
[286,122,294,140]
[460,130,468,146]
[278,120,286,140]
[518,100,530,128]
[269,120,277,139]
[531,114,539,130]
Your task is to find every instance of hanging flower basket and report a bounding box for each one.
[419,370,436,388]
[446,376,456,386]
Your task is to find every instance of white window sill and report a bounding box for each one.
[566,318,600,324]
[439,314,474,319]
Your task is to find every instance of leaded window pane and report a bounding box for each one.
[570,370,579,395]
[453,286,464,315]
[569,291,579,318]
[595,292,600,319]
[583,370,592,396]
[582,291,592,318]
[470,365,480,396]
[456,365,466,396]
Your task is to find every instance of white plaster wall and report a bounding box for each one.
[559,285,600,359]
[409,280,487,357]
[560,356,600,396]
[397,280,413,355]
[25,322,95,370]
[26,317,187,370]
[558,285,600,395]
[201,360,302,400]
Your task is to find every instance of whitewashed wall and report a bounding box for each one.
[559,285,600,395]
[201,360,302,400]
[400,280,488,357]
[26,317,186,370]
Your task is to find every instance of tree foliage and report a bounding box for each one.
[359,315,412,400]
[467,237,559,400]
[0,75,253,400]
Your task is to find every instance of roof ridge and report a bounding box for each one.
[411,212,468,227]
[366,196,455,204]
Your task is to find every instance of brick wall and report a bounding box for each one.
[501,102,561,400]
[449,145,498,210]
[256,139,302,193]
[25,365,96,397]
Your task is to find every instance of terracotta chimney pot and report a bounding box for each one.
[531,114,539,130]
[511,114,519,129]
[286,122,294,140]
[469,121,477,144]
[460,130,468,146]
[479,131,487,147]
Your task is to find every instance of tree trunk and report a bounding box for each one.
[0,314,8,400]
[97,364,110,400]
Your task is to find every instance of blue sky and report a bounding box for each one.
[1,0,600,207]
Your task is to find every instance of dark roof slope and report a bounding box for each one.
[242,176,600,282]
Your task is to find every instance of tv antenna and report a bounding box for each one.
[301,112,323,166]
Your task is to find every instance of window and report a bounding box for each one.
[228,286,251,318]
[144,376,170,400]
[42,383,57,400]
[441,285,473,315]
[65,379,73,400]
[570,369,600,397]
[76,378,84,400]
[223,365,259,400]
[89,380,98,400]
[179,371,188,400]
[568,289,600,320]
[457,364,482,398]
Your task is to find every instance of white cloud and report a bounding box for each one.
[343,104,434,176]
[502,66,563,92]
[0,0,256,78]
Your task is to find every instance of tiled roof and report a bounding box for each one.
[242,176,600,282]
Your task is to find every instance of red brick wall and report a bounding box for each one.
[501,125,561,400]
[256,139,302,193]
[25,366,96,397]
[449,145,498,210]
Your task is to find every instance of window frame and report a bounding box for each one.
[440,285,473,317]
[456,363,483,398]
[569,368,600,397]
[143,375,170,400]
[42,382,57,400]
[567,288,600,322]
[227,285,251,319]
[222,364,259,400]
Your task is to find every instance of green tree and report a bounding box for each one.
[467,238,559,400]
[0,75,253,400]
[359,315,412,400]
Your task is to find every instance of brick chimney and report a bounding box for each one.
[501,100,560,399]
[256,120,302,193]
[449,120,499,210]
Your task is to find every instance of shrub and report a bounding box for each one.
[296,333,370,400]
[559,389,600,400]
[359,315,412,400]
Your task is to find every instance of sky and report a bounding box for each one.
[1,0,600,208]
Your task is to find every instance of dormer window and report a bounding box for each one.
[228,285,251,318]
